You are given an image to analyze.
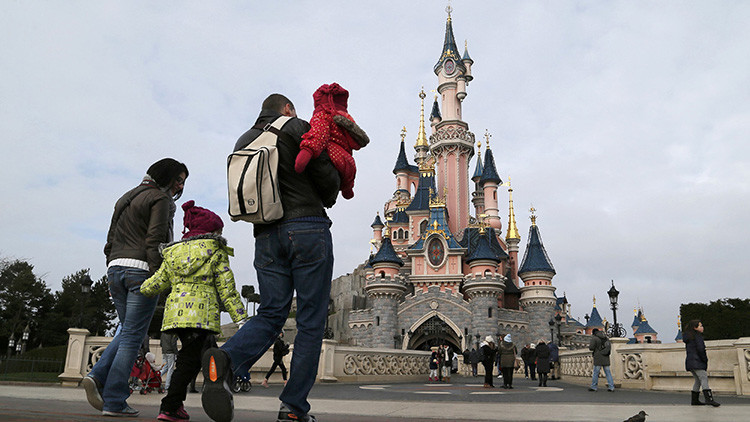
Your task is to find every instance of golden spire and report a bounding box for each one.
[505,176,520,241]
[400,126,407,143]
[476,139,482,162]
[529,205,537,226]
[415,88,429,148]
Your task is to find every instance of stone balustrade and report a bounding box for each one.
[59,329,431,387]
[559,337,750,396]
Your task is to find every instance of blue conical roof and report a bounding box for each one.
[634,318,657,335]
[472,153,483,182]
[371,214,384,228]
[430,98,441,121]
[479,148,502,184]
[586,307,604,328]
[405,169,436,212]
[370,237,403,266]
[466,230,500,263]
[434,15,466,74]
[459,227,508,262]
[632,309,643,328]
[518,224,556,275]
[391,208,409,224]
[675,329,683,342]
[393,141,417,174]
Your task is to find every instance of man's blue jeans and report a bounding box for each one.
[88,266,158,412]
[222,220,333,418]
[591,365,615,391]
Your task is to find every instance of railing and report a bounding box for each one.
[59,328,432,386]
[1,356,65,382]
[559,337,750,396]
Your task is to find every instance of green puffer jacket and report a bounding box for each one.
[141,234,246,333]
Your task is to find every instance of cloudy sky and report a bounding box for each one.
[2,1,748,341]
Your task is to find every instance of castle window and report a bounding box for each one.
[404,230,409,239]
[488,307,493,318]
[420,220,428,235]
[376,316,380,326]
[484,270,492,276]
[379,271,385,278]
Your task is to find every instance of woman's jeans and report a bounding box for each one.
[88,266,158,412]
[221,220,333,418]
[690,369,710,392]
[591,365,615,391]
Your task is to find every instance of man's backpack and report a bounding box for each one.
[227,116,291,223]
[602,339,611,356]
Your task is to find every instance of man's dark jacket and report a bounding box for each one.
[272,336,289,362]
[234,109,340,226]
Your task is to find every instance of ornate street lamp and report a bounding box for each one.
[7,335,15,358]
[21,324,30,354]
[79,275,93,328]
[607,280,625,338]
[548,319,555,343]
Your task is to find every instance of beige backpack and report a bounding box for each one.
[227,116,290,223]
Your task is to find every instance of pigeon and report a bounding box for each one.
[623,410,648,422]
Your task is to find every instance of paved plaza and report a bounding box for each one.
[1,375,749,421]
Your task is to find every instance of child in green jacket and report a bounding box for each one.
[141,200,246,422]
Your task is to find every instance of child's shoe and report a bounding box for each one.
[157,405,190,422]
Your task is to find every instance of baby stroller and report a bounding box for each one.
[129,352,164,394]
[231,363,252,393]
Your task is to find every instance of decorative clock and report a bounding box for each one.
[444,58,456,75]
[428,238,445,266]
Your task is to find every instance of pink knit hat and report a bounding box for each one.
[181,200,223,239]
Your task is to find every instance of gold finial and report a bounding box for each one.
[400,126,407,142]
[593,295,596,307]
[465,40,468,49]
[505,176,520,241]
[677,314,681,328]
[484,129,492,147]
[529,205,537,226]
[446,3,452,20]
[415,87,429,148]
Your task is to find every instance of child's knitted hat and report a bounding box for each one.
[182,200,223,239]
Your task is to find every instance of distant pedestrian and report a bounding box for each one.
[480,336,497,388]
[588,328,614,392]
[160,332,178,390]
[535,339,551,387]
[82,158,188,417]
[429,348,439,382]
[469,347,479,377]
[684,320,720,407]
[527,343,537,380]
[521,344,531,378]
[497,334,518,389]
[262,332,290,388]
[462,348,471,376]
[548,342,560,380]
[442,345,454,383]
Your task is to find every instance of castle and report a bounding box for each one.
[327,9,657,351]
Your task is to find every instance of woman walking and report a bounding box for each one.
[480,336,497,388]
[535,339,551,387]
[497,334,518,389]
[684,320,720,407]
[82,158,188,417]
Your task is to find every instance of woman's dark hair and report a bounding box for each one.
[683,319,701,342]
[146,158,190,200]
[147,158,188,191]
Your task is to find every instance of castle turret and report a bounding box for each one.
[633,311,658,343]
[479,134,502,231]
[518,208,557,343]
[431,7,475,235]
[631,307,641,334]
[429,95,441,134]
[366,228,407,348]
[505,178,521,287]
[463,226,505,343]
[371,213,384,243]
[461,40,473,84]
[471,140,485,216]
[585,297,605,335]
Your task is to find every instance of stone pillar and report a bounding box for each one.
[464,275,504,342]
[58,328,91,387]
[318,339,338,383]
[609,337,629,388]
[734,337,750,396]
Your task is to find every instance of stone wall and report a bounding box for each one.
[329,262,369,344]
[520,302,555,347]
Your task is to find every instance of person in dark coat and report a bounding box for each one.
[428,348,439,381]
[469,347,479,377]
[535,340,551,387]
[480,336,497,388]
[588,328,614,392]
[684,320,719,407]
[520,344,531,378]
[497,334,518,389]
[548,342,560,380]
[262,332,289,388]
[527,343,537,380]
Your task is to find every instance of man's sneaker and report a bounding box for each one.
[157,406,190,422]
[81,375,104,411]
[102,405,140,417]
[201,348,234,422]
[277,403,317,422]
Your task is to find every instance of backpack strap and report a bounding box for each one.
[249,116,293,146]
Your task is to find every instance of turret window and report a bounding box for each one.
[488,307,493,318]
[420,220,428,235]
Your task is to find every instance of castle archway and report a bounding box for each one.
[405,314,462,352]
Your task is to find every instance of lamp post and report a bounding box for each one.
[548,319,555,343]
[79,275,93,328]
[6,336,14,358]
[475,333,480,349]
[554,313,563,346]
[607,280,625,338]
[21,324,30,354]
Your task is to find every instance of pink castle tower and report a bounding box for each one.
[430,7,476,235]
